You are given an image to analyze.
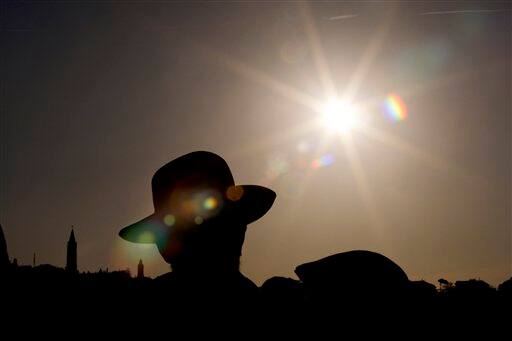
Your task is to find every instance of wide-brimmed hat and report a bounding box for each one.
[119,151,276,244]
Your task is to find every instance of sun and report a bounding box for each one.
[321,99,361,134]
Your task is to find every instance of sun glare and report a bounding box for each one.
[321,99,361,134]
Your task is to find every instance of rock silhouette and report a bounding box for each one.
[295,250,409,307]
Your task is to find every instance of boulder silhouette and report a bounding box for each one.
[295,250,409,305]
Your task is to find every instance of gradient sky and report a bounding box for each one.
[1,1,510,286]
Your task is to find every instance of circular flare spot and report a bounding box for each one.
[194,216,204,225]
[138,231,155,243]
[227,186,244,201]
[164,214,175,226]
[203,197,218,210]
[311,154,335,170]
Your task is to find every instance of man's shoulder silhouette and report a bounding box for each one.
[153,270,259,304]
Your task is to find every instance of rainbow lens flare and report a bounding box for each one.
[311,154,335,169]
[384,94,408,122]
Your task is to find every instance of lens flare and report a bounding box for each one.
[311,154,335,169]
[203,197,218,210]
[384,94,408,122]
[163,214,175,226]
[266,154,290,180]
[137,231,156,244]
[227,186,244,201]
[196,190,222,218]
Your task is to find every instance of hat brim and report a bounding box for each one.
[119,185,276,244]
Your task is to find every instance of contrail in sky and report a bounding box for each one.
[326,14,358,21]
[419,9,509,16]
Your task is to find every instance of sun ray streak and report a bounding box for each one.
[341,135,385,233]
[343,7,395,103]
[362,125,486,185]
[299,2,337,98]
[292,3,394,231]
[286,2,343,215]
[192,43,326,157]
[195,44,321,112]
[226,119,319,158]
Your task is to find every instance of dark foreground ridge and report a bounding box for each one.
[1,250,511,329]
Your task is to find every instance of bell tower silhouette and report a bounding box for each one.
[137,259,144,279]
[66,227,77,273]
[0,224,9,270]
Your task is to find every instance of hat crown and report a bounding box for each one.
[151,151,235,212]
[119,151,276,245]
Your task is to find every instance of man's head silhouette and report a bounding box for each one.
[119,151,276,273]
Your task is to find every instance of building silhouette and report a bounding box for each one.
[66,228,77,273]
[33,252,36,267]
[0,224,9,269]
[137,259,144,279]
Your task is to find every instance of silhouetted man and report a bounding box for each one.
[119,151,276,305]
